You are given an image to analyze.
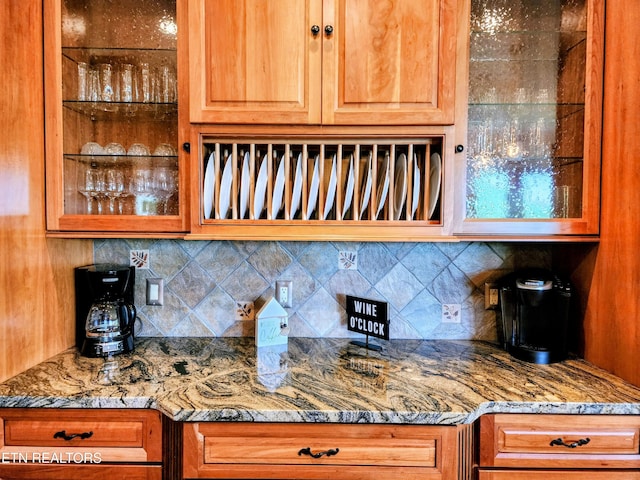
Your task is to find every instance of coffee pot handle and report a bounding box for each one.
[118,302,137,332]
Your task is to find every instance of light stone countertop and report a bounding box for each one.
[1,337,640,424]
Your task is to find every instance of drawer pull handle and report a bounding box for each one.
[53,430,94,441]
[550,437,590,448]
[298,447,339,458]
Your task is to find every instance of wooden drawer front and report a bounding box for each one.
[0,409,162,463]
[480,414,640,468]
[5,419,144,447]
[0,463,162,479]
[184,423,458,479]
[498,425,638,455]
[479,470,640,480]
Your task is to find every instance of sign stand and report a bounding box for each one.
[351,336,382,352]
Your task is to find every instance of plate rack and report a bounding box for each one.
[199,137,443,225]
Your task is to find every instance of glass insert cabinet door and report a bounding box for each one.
[460,0,603,236]
[45,0,186,233]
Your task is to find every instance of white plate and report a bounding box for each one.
[239,151,250,219]
[290,153,303,218]
[393,153,407,220]
[305,154,320,220]
[411,153,420,220]
[375,151,390,219]
[271,154,286,218]
[428,152,442,219]
[254,154,268,219]
[322,154,337,220]
[359,152,373,220]
[218,153,233,219]
[342,154,355,219]
[203,151,215,219]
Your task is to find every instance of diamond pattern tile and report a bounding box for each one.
[94,239,550,341]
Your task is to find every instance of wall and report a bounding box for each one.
[94,239,551,341]
[0,0,92,383]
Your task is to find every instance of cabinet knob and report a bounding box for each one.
[455,144,464,153]
[311,25,320,36]
[182,142,191,153]
[324,25,334,36]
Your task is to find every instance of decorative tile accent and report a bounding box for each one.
[338,250,357,270]
[130,249,149,269]
[442,304,462,323]
[235,301,255,321]
[94,239,551,341]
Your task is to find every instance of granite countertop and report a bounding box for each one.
[1,337,640,424]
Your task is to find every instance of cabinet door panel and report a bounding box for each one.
[454,0,604,237]
[189,0,322,124]
[324,0,457,125]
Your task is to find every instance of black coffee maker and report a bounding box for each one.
[498,269,572,364]
[75,264,136,357]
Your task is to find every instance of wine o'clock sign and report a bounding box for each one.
[346,295,389,350]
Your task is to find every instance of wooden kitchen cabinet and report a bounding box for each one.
[453,0,604,238]
[0,408,162,479]
[183,422,471,479]
[44,0,189,236]
[477,414,640,478]
[188,0,459,126]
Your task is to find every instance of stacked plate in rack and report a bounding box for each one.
[202,146,442,223]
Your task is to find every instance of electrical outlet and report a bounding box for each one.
[146,278,164,306]
[485,282,500,310]
[275,280,293,308]
[442,304,461,323]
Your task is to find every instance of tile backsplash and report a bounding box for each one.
[94,240,551,341]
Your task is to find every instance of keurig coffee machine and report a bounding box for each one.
[75,264,136,357]
[498,269,572,364]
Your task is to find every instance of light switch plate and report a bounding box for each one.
[146,278,164,306]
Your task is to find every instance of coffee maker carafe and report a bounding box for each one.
[498,269,572,364]
[75,265,136,357]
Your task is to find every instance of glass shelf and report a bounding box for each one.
[62,47,176,65]
[63,101,177,120]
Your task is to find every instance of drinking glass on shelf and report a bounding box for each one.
[154,167,178,215]
[104,167,126,214]
[88,68,100,102]
[77,164,105,214]
[158,65,176,103]
[153,143,176,156]
[104,142,126,156]
[98,63,115,102]
[127,142,150,156]
[77,62,89,101]
[138,63,152,103]
[119,64,135,103]
[130,167,157,215]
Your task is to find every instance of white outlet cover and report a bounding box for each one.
[235,301,255,321]
[442,304,461,323]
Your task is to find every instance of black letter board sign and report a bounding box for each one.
[346,295,389,340]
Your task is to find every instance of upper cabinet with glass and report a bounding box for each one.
[455,0,604,237]
[44,0,188,235]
